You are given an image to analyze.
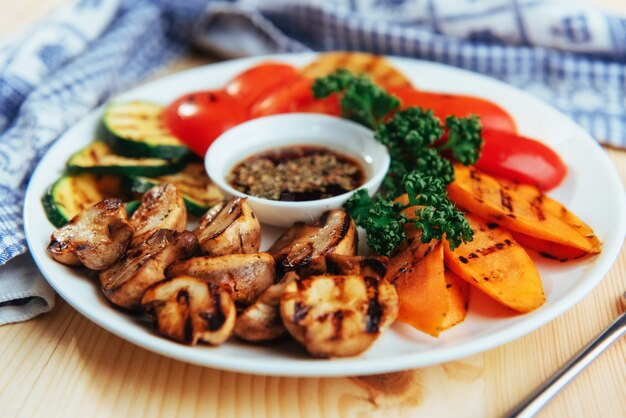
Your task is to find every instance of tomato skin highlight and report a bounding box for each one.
[249,77,341,118]
[164,90,248,157]
[476,129,567,191]
[225,62,300,108]
[388,86,518,134]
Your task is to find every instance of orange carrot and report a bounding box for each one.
[510,231,587,261]
[447,164,600,254]
[388,242,448,337]
[440,270,470,330]
[443,213,545,313]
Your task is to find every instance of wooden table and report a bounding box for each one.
[1,1,625,417]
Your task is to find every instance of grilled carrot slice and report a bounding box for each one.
[443,213,545,313]
[447,165,600,254]
[510,231,587,261]
[439,270,470,330]
[388,242,448,337]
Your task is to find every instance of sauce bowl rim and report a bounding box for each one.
[205,113,390,208]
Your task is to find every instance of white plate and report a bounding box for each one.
[24,53,626,377]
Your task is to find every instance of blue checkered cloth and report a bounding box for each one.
[1,0,625,322]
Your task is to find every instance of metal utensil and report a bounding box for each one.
[506,292,626,418]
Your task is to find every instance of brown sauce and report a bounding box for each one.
[227,145,366,201]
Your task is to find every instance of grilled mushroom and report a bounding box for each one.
[233,255,387,342]
[130,184,187,247]
[194,197,261,256]
[166,253,275,306]
[142,275,236,345]
[233,271,298,342]
[99,229,198,310]
[280,275,399,358]
[308,254,389,279]
[269,209,357,276]
[47,198,133,270]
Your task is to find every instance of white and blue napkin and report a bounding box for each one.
[1,0,625,324]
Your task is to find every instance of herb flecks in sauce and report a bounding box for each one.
[228,145,365,201]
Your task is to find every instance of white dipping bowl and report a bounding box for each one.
[205,113,390,227]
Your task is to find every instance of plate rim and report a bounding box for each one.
[23,52,626,377]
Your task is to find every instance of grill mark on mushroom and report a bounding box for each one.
[194,197,260,256]
[141,276,236,345]
[177,290,193,343]
[331,311,344,340]
[293,301,309,324]
[204,201,243,240]
[201,283,227,331]
[280,275,398,358]
[364,277,382,334]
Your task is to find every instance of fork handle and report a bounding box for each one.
[506,311,626,418]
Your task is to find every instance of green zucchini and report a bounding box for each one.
[42,174,131,227]
[124,161,223,217]
[101,101,189,159]
[67,142,186,177]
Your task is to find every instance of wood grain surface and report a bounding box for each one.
[0,1,625,417]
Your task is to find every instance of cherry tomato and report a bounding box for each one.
[476,129,567,191]
[164,90,248,157]
[225,62,300,108]
[388,86,518,134]
[250,77,341,118]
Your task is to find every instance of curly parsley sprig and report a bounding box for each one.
[441,115,483,165]
[312,69,400,129]
[314,69,481,255]
[344,190,408,257]
[400,171,473,250]
[344,172,473,256]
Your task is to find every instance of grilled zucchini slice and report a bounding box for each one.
[67,142,185,177]
[102,101,189,159]
[125,161,223,217]
[42,174,131,227]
